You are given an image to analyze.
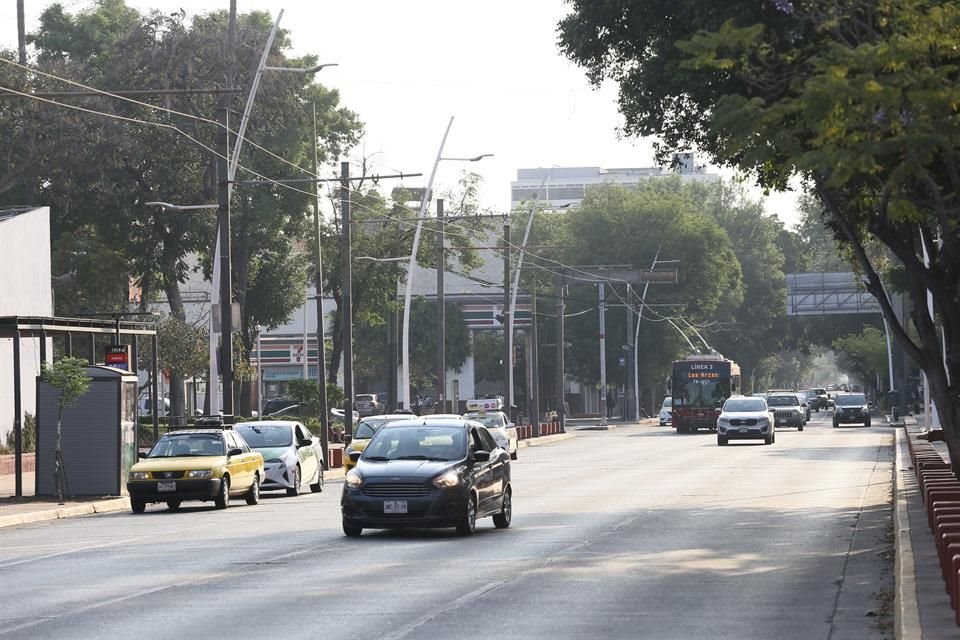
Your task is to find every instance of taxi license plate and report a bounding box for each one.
[157,481,176,492]
[739,428,748,433]
[384,500,407,514]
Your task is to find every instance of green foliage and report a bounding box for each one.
[472,331,504,387]
[3,412,37,454]
[833,326,889,389]
[287,378,322,417]
[41,357,91,410]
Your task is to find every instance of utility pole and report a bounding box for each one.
[17,0,26,65]
[555,271,566,432]
[625,283,634,421]
[388,277,399,411]
[531,275,541,436]
[502,219,512,414]
[312,102,329,465]
[216,0,237,425]
[599,282,607,428]
[340,161,354,441]
[436,199,446,413]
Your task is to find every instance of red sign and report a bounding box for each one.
[105,345,129,370]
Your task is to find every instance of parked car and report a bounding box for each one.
[343,413,419,472]
[262,398,297,416]
[127,429,264,512]
[138,397,170,417]
[659,397,673,426]
[716,396,776,446]
[765,392,807,431]
[234,421,324,496]
[833,393,872,428]
[341,418,513,536]
[355,393,384,417]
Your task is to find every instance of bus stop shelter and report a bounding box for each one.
[0,315,158,497]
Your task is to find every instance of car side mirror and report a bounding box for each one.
[507,422,515,429]
[138,451,146,459]
[228,447,243,457]
[472,450,491,462]
[714,408,722,414]
[348,450,362,462]
[298,439,313,448]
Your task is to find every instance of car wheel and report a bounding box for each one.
[287,466,302,497]
[343,521,362,537]
[131,498,146,514]
[493,488,512,529]
[214,476,230,509]
[166,500,181,511]
[764,434,773,445]
[717,436,728,446]
[310,466,324,493]
[457,494,478,536]
[798,424,804,432]
[865,419,871,427]
[833,420,839,428]
[245,474,260,505]
[510,450,518,461]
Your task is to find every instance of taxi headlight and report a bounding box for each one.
[129,471,149,481]
[432,469,461,488]
[187,469,214,479]
[345,470,363,488]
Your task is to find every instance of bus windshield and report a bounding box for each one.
[673,360,733,408]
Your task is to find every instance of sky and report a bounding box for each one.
[1,0,803,226]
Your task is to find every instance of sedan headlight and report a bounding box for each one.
[432,469,461,488]
[716,418,730,426]
[758,417,770,425]
[129,471,149,481]
[187,469,214,479]
[345,470,363,488]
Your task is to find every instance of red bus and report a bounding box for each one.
[671,354,741,433]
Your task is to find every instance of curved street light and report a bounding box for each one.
[145,202,218,211]
[400,117,492,410]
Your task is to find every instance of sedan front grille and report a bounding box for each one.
[153,471,184,479]
[362,483,431,498]
[730,418,758,426]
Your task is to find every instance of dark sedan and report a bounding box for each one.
[833,393,872,427]
[340,418,512,536]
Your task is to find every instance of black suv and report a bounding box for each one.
[833,393,871,427]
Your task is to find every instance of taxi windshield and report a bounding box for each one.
[148,433,224,457]
[355,418,395,439]
[234,424,292,448]
[464,413,503,429]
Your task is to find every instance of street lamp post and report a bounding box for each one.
[399,115,491,410]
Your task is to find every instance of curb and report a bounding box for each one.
[0,497,130,529]
[519,432,576,448]
[894,426,922,640]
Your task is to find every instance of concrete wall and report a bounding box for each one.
[0,207,53,443]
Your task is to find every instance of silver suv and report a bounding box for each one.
[765,393,807,431]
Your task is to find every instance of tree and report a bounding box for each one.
[833,326,889,393]
[40,357,91,504]
[559,1,960,468]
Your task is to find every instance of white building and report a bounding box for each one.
[510,154,717,210]
[0,206,53,442]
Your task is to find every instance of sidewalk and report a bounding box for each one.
[894,414,958,639]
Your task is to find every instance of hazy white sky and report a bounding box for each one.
[2,0,803,226]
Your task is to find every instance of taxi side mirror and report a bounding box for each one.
[228,447,243,457]
[138,451,147,459]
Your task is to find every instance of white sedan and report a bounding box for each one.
[462,410,519,460]
[234,421,324,496]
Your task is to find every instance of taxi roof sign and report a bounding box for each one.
[466,398,503,412]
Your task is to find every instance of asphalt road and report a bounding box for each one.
[0,412,894,640]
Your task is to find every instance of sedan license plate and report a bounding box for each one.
[157,481,176,492]
[739,428,748,433]
[384,500,407,514]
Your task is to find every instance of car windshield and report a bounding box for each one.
[463,413,504,429]
[148,433,224,457]
[362,426,466,462]
[355,418,394,439]
[767,396,800,407]
[723,398,766,413]
[234,424,292,448]
[661,398,672,408]
[356,395,376,403]
[836,394,867,407]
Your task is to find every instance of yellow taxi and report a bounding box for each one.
[127,429,264,513]
[343,414,418,472]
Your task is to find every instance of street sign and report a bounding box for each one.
[104,345,130,370]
